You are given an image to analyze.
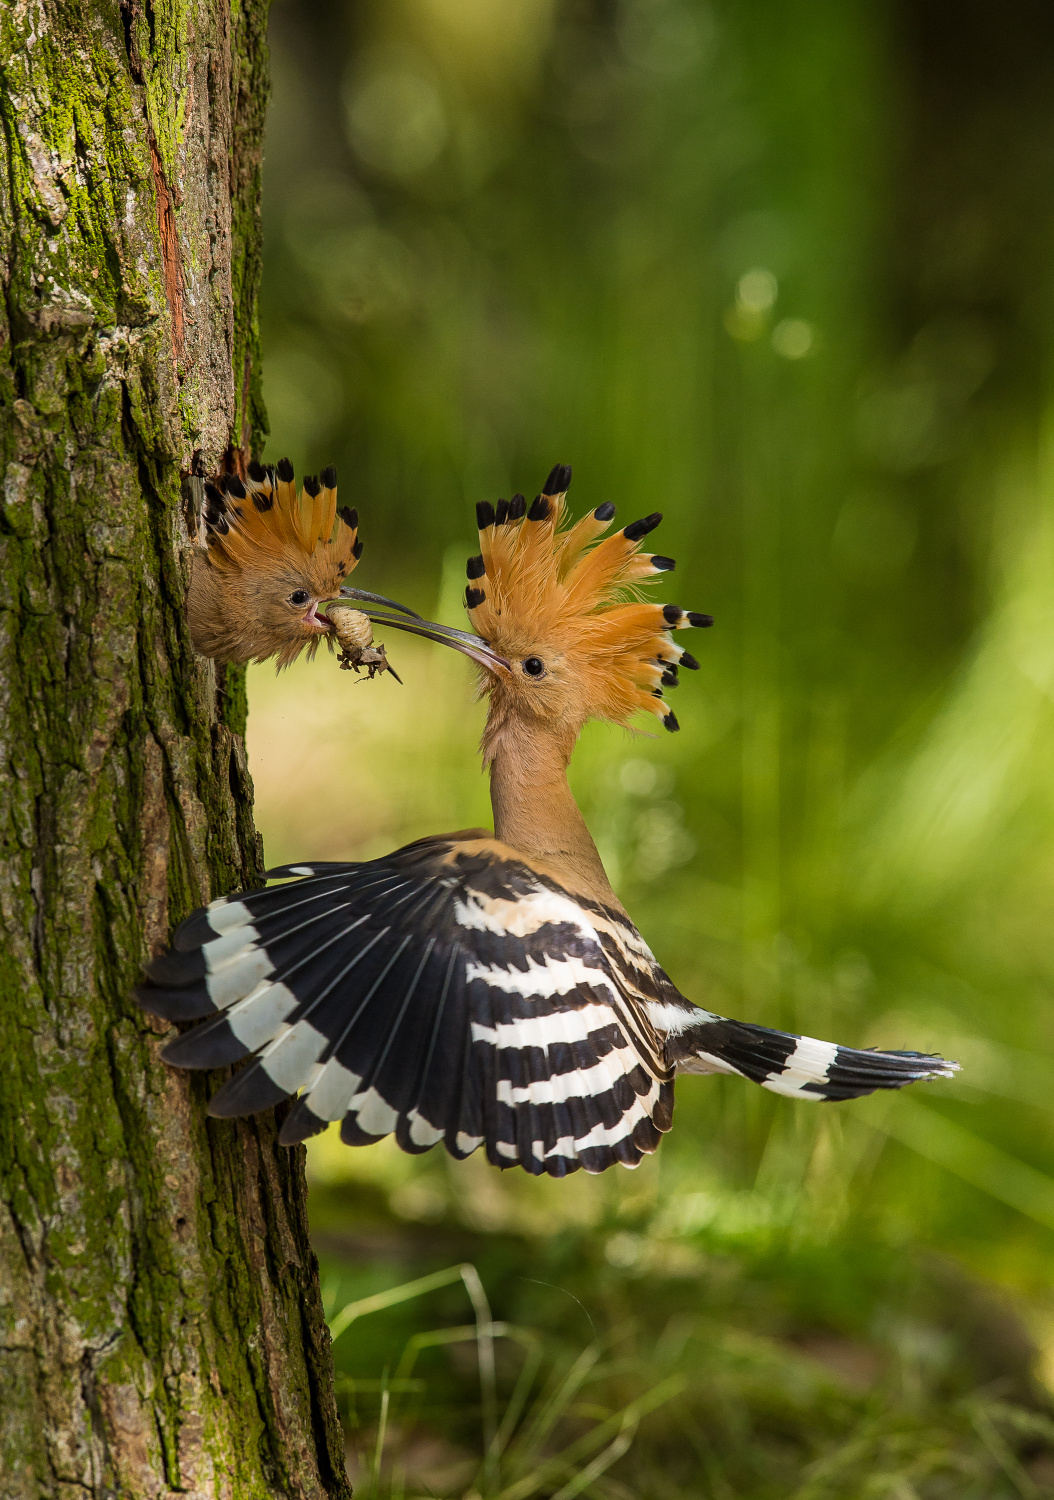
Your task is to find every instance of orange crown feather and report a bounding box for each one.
[204,459,361,593]
[464,465,712,733]
[188,458,363,668]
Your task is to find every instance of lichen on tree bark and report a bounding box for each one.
[0,3,349,1495]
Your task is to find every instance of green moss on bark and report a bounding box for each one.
[0,3,349,1495]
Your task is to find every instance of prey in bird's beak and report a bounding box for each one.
[334,588,512,676]
[326,604,403,682]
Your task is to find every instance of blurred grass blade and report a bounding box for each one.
[334,1376,426,1395]
[392,1322,511,1387]
[462,1263,500,1493]
[512,1343,602,1463]
[371,1382,390,1497]
[497,1376,685,1500]
[328,1263,468,1343]
[868,1094,1054,1231]
[492,1338,544,1464]
[548,1411,640,1500]
[965,1401,1042,1500]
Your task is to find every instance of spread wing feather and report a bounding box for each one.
[140,838,674,1176]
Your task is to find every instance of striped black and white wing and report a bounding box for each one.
[136,838,674,1177]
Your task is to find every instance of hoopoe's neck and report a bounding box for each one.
[487,717,620,909]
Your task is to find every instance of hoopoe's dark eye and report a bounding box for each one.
[288,589,310,607]
[522,656,545,677]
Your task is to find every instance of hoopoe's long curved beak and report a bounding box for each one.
[332,588,423,619]
[333,590,511,675]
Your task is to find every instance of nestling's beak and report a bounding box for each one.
[297,589,423,639]
[332,590,511,676]
[301,599,331,632]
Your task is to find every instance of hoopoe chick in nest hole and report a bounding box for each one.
[188,457,413,674]
[141,465,958,1178]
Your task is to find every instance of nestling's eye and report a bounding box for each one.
[522,657,546,678]
[288,589,310,607]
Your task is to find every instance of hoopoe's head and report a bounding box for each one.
[446,465,712,757]
[187,459,419,669]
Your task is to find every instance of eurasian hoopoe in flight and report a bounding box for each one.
[140,465,957,1177]
[188,457,421,670]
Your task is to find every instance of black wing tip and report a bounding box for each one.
[594,501,616,522]
[207,1069,289,1119]
[133,983,174,1019]
[134,983,217,1023]
[338,504,358,530]
[171,912,214,951]
[542,463,572,496]
[279,1103,329,1147]
[145,949,205,986]
[508,493,527,520]
[158,1033,189,1067]
[247,459,267,482]
[303,473,321,498]
[466,585,486,609]
[466,554,486,579]
[476,500,496,530]
[688,611,714,628]
[161,1024,250,1071]
[276,457,295,482]
[527,494,550,522]
[651,555,676,572]
[320,464,338,489]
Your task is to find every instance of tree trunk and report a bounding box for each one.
[0,4,350,1495]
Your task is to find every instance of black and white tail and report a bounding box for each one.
[137,838,957,1177]
[658,1009,958,1100]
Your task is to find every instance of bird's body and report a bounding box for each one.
[141,465,957,1175]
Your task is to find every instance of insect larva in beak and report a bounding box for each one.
[327,606,401,682]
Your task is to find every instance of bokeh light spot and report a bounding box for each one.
[772,317,815,359]
[737,266,778,313]
[344,63,447,176]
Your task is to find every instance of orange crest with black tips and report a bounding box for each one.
[188,460,363,668]
[465,465,711,739]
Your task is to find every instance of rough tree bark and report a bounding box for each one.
[0,3,350,1495]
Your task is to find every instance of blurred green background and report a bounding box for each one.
[248,0,1054,1492]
